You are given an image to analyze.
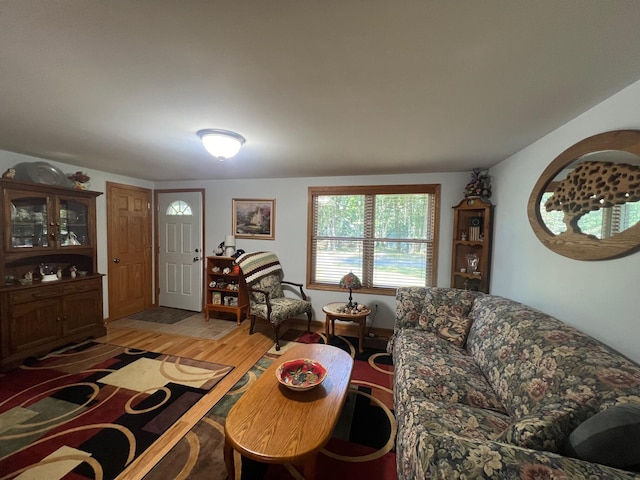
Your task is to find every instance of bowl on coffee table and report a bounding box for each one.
[276,358,327,391]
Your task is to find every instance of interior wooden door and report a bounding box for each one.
[107,182,153,320]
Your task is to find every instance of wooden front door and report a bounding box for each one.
[107,182,152,320]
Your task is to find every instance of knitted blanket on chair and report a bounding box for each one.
[236,251,283,284]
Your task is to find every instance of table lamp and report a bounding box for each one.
[339,271,362,308]
[224,235,236,256]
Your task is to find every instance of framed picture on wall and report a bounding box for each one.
[232,198,275,240]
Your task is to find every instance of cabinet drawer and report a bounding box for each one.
[62,278,101,295]
[9,286,62,304]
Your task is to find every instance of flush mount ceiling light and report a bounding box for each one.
[197,129,246,160]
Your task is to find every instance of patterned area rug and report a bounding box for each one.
[127,306,196,324]
[112,313,239,341]
[0,341,233,479]
[145,330,396,480]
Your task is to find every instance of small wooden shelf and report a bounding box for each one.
[450,197,494,293]
[205,256,248,325]
[453,272,484,280]
[454,240,486,247]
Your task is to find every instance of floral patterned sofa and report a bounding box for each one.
[389,287,640,479]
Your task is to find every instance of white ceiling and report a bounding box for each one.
[1,1,640,182]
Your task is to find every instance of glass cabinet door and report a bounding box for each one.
[59,197,91,247]
[8,193,50,249]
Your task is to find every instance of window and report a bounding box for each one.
[166,200,192,216]
[307,184,440,295]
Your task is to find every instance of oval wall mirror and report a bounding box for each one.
[527,129,640,260]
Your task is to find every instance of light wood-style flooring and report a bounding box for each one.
[103,317,281,480]
[103,317,391,480]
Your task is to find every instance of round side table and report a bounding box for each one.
[322,302,370,354]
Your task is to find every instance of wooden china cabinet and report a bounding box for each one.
[0,179,105,371]
[450,197,494,293]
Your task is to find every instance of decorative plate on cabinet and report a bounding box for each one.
[13,162,73,187]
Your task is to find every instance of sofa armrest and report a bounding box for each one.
[394,287,428,331]
[411,432,640,480]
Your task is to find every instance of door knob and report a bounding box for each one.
[113,258,120,263]
[193,256,200,262]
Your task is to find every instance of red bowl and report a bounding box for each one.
[276,358,327,391]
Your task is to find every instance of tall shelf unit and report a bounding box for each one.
[450,197,494,293]
[205,256,249,325]
[0,179,105,371]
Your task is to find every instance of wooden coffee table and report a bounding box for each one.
[224,343,354,480]
[323,302,370,354]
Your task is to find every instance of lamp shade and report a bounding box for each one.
[197,129,246,159]
[339,272,362,290]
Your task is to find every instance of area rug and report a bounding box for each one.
[144,331,396,480]
[0,341,233,479]
[111,314,239,341]
[127,306,196,324]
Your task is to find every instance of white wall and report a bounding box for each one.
[157,173,468,329]
[0,149,467,327]
[0,150,154,317]
[5,78,639,361]
[490,78,640,364]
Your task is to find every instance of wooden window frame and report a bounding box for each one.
[306,184,441,296]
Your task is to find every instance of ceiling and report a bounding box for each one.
[1,1,640,182]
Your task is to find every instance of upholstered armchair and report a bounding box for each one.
[236,252,312,350]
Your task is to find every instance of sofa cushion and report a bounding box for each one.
[467,294,640,421]
[391,328,507,417]
[496,401,598,452]
[397,352,507,414]
[402,398,511,442]
[419,288,477,346]
[390,327,468,359]
[563,402,640,471]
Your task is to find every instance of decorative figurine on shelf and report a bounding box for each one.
[466,253,480,274]
[214,241,225,256]
[464,168,491,199]
[461,231,467,241]
[2,167,15,179]
[67,171,91,190]
[336,303,368,315]
[70,265,77,278]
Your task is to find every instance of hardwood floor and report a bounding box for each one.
[103,317,391,480]
[104,317,279,480]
